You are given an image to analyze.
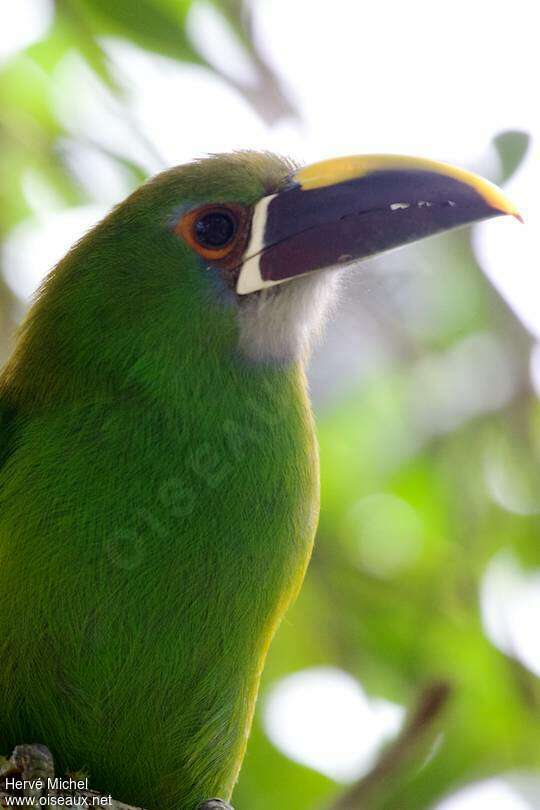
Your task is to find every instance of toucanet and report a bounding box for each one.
[0,152,518,809]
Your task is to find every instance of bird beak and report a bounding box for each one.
[236,154,521,295]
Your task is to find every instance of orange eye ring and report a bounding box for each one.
[174,203,251,269]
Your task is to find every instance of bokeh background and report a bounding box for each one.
[1,1,540,808]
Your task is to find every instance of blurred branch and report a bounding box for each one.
[209,0,299,124]
[328,681,452,810]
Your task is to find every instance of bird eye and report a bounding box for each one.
[174,202,250,270]
[194,210,237,249]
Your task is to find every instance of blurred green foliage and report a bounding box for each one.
[1,3,539,809]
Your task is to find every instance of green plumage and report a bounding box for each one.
[0,154,319,808]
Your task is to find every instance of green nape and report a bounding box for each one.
[0,152,317,809]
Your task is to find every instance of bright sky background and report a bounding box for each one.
[1,2,540,807]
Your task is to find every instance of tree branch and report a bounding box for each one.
[212,0,299,125]
[329,681,452,810]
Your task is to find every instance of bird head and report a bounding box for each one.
[125,149,518,365]
[7,150,519,406]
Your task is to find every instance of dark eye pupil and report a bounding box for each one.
[194,211,236,248]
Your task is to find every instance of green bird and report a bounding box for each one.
[0,151,518,809]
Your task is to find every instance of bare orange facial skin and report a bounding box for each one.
[174,203,252,272]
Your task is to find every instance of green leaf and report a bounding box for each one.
[493,129,531,183]
[60,0,203,65]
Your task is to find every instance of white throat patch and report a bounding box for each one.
[236,270,341,364]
